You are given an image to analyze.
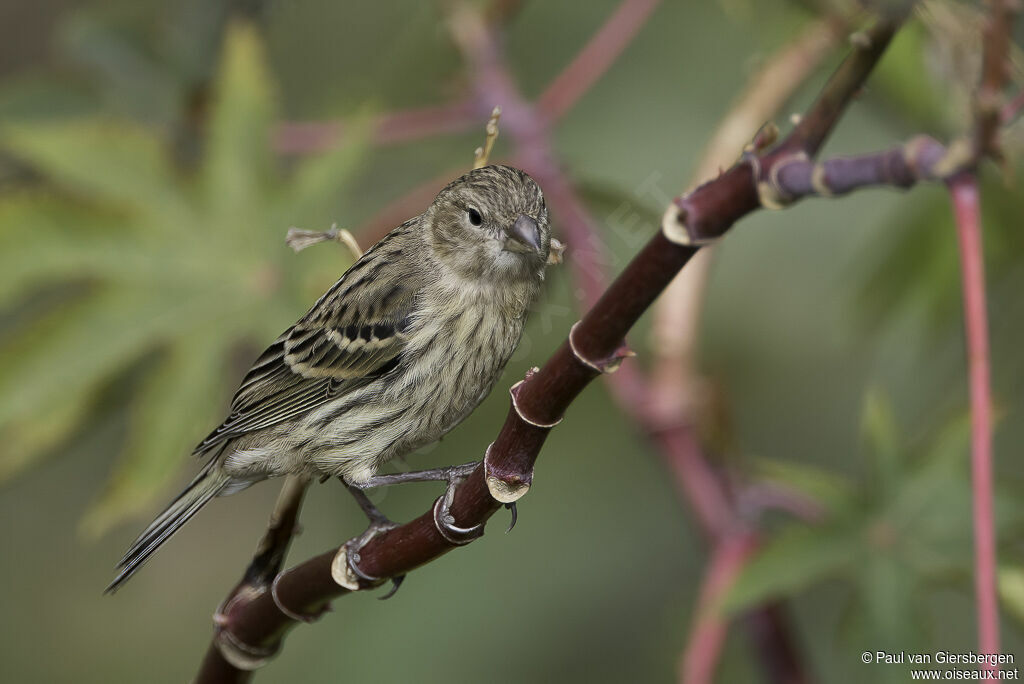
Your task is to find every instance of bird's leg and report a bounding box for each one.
[339,481,405,599]
[351,461,479,489]
[352,461,486,544]
[345,483,396,528]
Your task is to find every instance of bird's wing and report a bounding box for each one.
[192,225,420,455]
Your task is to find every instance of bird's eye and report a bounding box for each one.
[467,208,483,226]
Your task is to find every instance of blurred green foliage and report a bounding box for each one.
[0,1,1022,683]
[0,23,368,535]
[728,392,1024,680]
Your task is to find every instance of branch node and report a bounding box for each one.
[330,542,365,591]
[933,138,976,180]
[509,375,562,427]
[755,156,790,209]
[271,573,326,624]
[484,442,534,503]
[810,163,834,197]
[661,203,697,245]
[902,135,946,181]
[749,121,780,153]
[569,321,633,374]
[215,631,277,671]
[213,591,279,672]
[848,30,871,49]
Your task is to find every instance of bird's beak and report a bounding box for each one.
[504,214,542,253]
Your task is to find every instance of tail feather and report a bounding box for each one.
[106,463,232,593]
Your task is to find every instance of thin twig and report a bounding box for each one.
[956,0,1017,669]
[354,169,464,245]
[949,176,998,670]
[449,3,611,309]
[973,0,1016,160]
[274,101,478,154]
[680,535,759,683]
[473,106,502,168]
[1001,88,1024,124]
[199,475,310,682]
[647,29,846,678]
[652,14,846,422]
[777,20,903,157]
[285,224,364,256]
[536,0,663,122]
[242,475,311,587]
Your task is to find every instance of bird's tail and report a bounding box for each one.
[106,461,233,593]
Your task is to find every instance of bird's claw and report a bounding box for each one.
[505,501,517,533]
[378,574,405,600]
[345,518,407,598]
[432,467,484,545]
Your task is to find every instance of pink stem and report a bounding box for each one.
[536,0,663,122]
[354,168,466,244]
[274,100,478,154]
[679,534,759,684]
[949,174,999,668]
[1001,88,1024,124]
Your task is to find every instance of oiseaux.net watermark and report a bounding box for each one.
[862,650,1019,680]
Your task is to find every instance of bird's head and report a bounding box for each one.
[426,165,551,283]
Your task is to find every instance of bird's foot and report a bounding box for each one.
[431,462,485,545]
[339,461,488,591]
[344,517,405,600]
[338,481,405,598]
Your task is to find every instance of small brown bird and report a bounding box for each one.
[108,165,551,592]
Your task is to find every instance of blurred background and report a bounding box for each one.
[1,0,1023,682]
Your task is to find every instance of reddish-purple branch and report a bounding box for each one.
[274,101,478,154]
[1001,88,1024,124]
[536,0,663,122]
[354,168,465,245]
[680,535,758,683]
[778,22,901,157]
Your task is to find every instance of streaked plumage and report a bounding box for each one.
[108,165,551,591]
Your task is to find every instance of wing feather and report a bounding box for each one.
[192,222,421,456]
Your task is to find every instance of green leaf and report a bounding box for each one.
[285,112,373,226]
[750,455,855,514]
[861,388,902,497]
[859,553,924,651]
[0,286,221,432]
[880,413,975,577]
[999,566,1024,629]
[58,14,179,122]
[0,392,95,482]
[852,194,960,334]
[0,120,191,228]
[0,194,197,307]
[81,335,229,537]
[201,21,274,226]
[0,22,367,527]
[871,20,955,133]
[721,519,864,615]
